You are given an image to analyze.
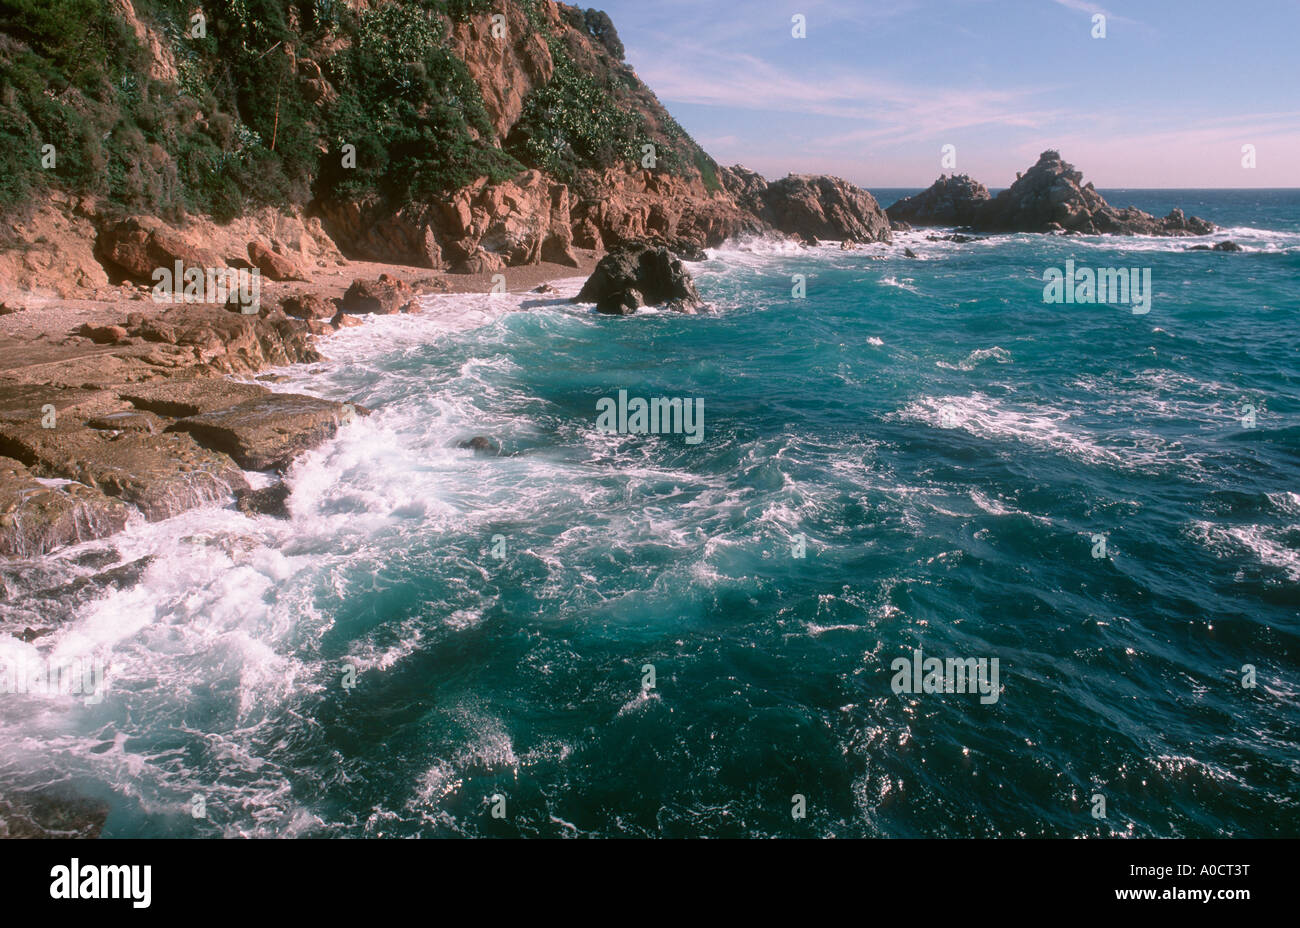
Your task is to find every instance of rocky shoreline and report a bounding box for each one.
[0,143,1229,567]
[0,251,610,563]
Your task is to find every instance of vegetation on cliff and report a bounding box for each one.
[0,0,718,223]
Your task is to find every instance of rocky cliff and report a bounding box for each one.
[0,0,891,300]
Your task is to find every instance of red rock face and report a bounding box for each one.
[95,217,225,283]
[248,242,306,282]
[448,1,558,141]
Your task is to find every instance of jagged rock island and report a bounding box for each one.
[887,150,1216,236]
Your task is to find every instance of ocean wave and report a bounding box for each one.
[1185,520,1300,582]
[897,393,1203,475]
[937,346,1013,371]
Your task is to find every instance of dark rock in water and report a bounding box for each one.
[889,220,913,232]
[531,283,558,294]
[1155,207,1216,236]
[891,152,1215,237]
[340,274,416,315]
[760,174,892,244]
[925,233,979,243]
[575,243,702,314]
[170,393,355,472]
[1214,240,1244,252]
[235,482,292,518]
[887,174,992,227]
[1,555,155,631]
[673,243,708,262]
[457,436,502,456]
[903,248,919,259]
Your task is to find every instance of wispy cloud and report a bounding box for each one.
[1047,0,1139,27]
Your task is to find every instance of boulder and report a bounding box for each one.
[340,275,416,315]
[247,242,307,281]
[169,393,355,471]
[77,323,129,345]
[574,243,702,314]
[95,216,225,282]
[280,292,336,320]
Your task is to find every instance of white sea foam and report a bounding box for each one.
[1186,521,1300,581]
[880,276,920,293]
[898,393,1201,474]
[937,346,1012,371]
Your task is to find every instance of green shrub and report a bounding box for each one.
[506,37,643,182]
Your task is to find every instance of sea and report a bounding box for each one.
[1,189,1297,837]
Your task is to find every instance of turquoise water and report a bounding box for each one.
[2,190,1298,837]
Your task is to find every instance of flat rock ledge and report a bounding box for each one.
[0,378,362,557]
[169,393,357,472]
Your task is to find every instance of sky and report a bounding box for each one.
[592,0,1300,188]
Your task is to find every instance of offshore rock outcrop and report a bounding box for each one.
[575,242,702,314]
[888,152,1215,236]
[886,174,991,227]
[979,151,1214,235]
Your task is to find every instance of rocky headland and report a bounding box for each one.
[0,1,906,574]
